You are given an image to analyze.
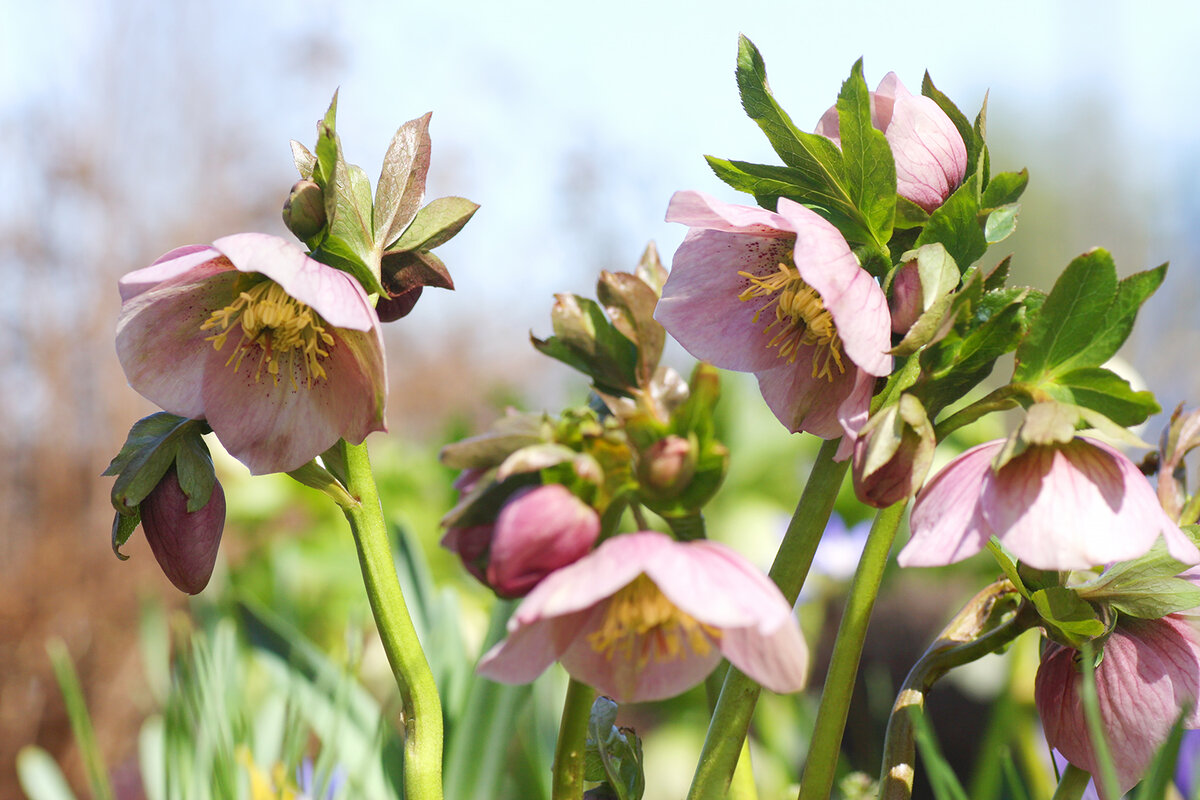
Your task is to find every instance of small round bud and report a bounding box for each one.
[282,180,327,241]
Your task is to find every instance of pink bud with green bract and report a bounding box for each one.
[140,467,226,595]
[814,72,968,213]
[655,191,891,454]
[899,437,1200,570]
[116,233,386,475]
[1036,615,1200,799]
[477,531,808,703]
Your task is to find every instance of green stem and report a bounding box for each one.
[796,499,907,800]
[1050,764,1093,800]
[665,511,707,541]
[878,584,1035,800]
[933,385,1021,440]
[338,439,443,800]
[552,678,596,800]
[687,438,849,800]
[1079,641,1120,800]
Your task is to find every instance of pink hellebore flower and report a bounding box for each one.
[815,72,968,213]
[442,483,602,598]
[655,191,891,451]
[116,233,387,475]
[1037,615,1200,799]
[477,531,808,703]
[900,438,1200,570]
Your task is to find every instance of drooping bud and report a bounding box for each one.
[888,261,922,335]
[486,485,601,598]
[852,394,935,508]
[140,466,226,594]
[281,180,327,241]
[638,435,696,500]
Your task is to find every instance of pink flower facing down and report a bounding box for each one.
[116,233,386,474]
[900,438,1200,571]
[815,72,968,213]
[655,191,891,450]
[442,483,602,598]
[1037,616,1200,799]
[477,531,808,703]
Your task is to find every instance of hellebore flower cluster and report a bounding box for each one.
[1037,615,1200,799]
[116,233,387,475]
[900,437,1200,570]
[814,73,968,213]
[441,481,601,598]
[655,191,891,449]
[478,531,808,703]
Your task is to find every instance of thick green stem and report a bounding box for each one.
[878,584,1035,800]
[933,385,1021,440]
[552,678,596,800]
[796,499,907,800]
[687,438,849,800]
[338,440,443,800]
[1050,764,1093,800]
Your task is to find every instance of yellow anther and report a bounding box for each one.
[587,575,720,667]
[737,263,845,381]
[200,280,336,388]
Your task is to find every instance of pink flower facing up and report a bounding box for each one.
[1037,616,1200,799]
[900,438,1200,571]
[815,72,968,213]
[477,531,808,703]
[442,483,602,598]
[116,233,386,474]
[655,191,891,450]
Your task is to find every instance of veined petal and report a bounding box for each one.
[665,190,794,235]
[115,265,239,419]
[212,233,377,331]
[721,618,808,694]
[119,245,223,301]
[755,359,860,438]
[898,441,998,566]
[476,611,584,684]
[655,228,796,373]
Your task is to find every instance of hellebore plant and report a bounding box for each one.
[100,38,1200,800]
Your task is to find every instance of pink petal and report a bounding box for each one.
[119,245,223,301]
[212,233,376,331]
[835,368,878,454]
[721,618,809,694]
[476,612,584,684]
[665,190,794,235]
[886,91,967,213]
[755,359,861,438]
[775,199,892,377]
[898,441,999,567]
[115,265,240,419]
[655,228,797,373]
[199,326,386,475]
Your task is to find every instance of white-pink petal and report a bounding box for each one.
[898,441,998,567]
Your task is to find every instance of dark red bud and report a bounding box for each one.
[140,467,226,594]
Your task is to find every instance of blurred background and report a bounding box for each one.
[3,0,1200,797]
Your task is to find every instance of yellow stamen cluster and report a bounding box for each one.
[587,574,720,667]
[200,280,335,388]
[738,262,846,381]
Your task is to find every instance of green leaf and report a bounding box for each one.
[390,196,480,253]
[983,256,1011,291]
[596,270,665,387]
[1014,249,1120,381]
[981,169,1028,208]
[374,112,432,251]
[893,196,929,230]
[47,639,114,800]
[290,140,316,180]
[1041,366,1160,427]
[984,204,1019,245]
[531,295,640,396]
[110,509,139,561]
[914,174,986,272]
[586,697,645,800]
[312,91,339,190]
[1071,262,1168,370]
[889,243,960,357]
[103,413,213,513]
[836,58,896,245]
[1030,587,1106,643]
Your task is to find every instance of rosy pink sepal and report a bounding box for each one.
[1037,616,1200,799]
[477,531,808,702]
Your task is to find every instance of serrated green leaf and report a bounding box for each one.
[1042,366,1160,427]
[836,59,896,245]
[534,295,640,395]
[390,196,479,253]
[1071,262,1168,370]
[983,256,1011,291]
[104,413,211,512]
[981,169,1028,208]
[313,92,339,190]
[374,113,432,251]
[919,292,1026,410]
[1014,249,1119,381]
[914,174,986,272]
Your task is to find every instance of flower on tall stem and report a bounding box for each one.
[899,437,1200,570]
[814,72,968,213]
[1037,615,1200,799]
[116,233,386,475]
[478,531,808,703]
[655,191,891,451]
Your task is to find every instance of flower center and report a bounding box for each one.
[586,574,720,667]
[738,262,845,381]
[200,279,336,388]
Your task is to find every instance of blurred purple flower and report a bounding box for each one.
[116,233,386,474]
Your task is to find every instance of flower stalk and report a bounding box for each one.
[338,439,443,800]
[552,678,596,800]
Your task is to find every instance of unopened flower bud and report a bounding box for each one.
[282,180,326,241]
[639,435,696,499]
[375,286,423,322]
[889,261,922,335]
[140,467,226,594]
[486,484,600,598]
[852,394,935,508]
